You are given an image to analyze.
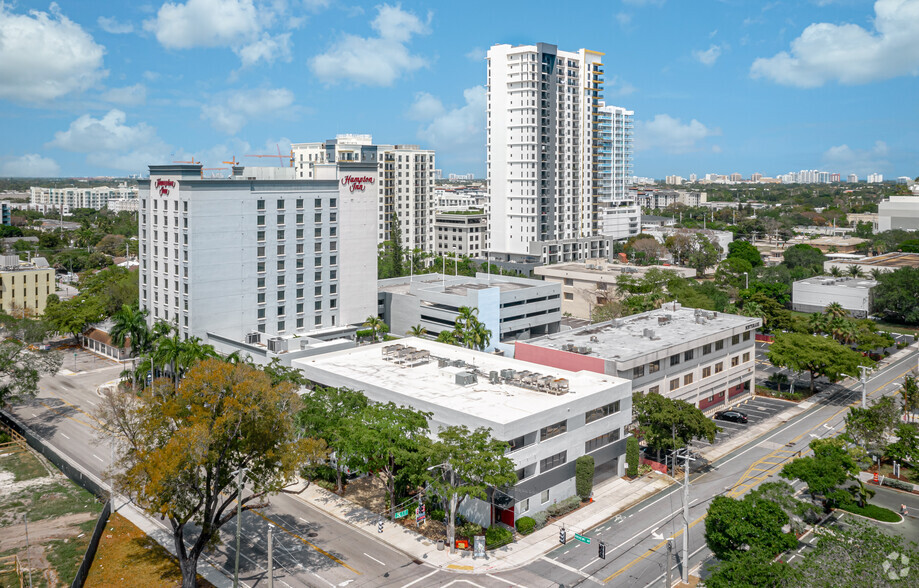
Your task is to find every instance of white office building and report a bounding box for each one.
[792,276,876,318]
[30,183,137,213]
[434,208,487,258]
[878,196,919,232]
[847,174,859,183]
[486,43,610,264]
[139,163,377,351]
[291,135,436,254]
[518,303,760,414]
[867,173,884,184]
[292,338,632,526]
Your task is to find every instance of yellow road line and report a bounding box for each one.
[51,394,102,426]
[38,401,97,431]
[250,508,361,575]
[602,518,706,582]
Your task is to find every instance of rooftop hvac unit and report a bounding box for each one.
[577,346,589,354]
[455,371,477,386]
[500,368,516,380]
[245,332,261,345]
[438,358,450,368]
[453,359,466,368]
[489,371,500,384]
[267,337,285,353]
[643,328,656,339]
[590,336,599,343]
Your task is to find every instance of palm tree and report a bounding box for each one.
[740,301,767,328]
[870,268,883,280]
[467,321,492,351]
[828,266,843,277]
[178,336,218,375]
[807,313,827,335]
[901,374,919,423]
[455,306,478,333]
[436,330,457,345]
[153,332,183,390]
[362,316,387,342]
[225,350,254,366]
[407,324,427,337]
[824,302,848,320]
[847,265,863,279]
[109,304,150,355]
[828,318,857,344]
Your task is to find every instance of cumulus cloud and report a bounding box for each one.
[0,3,107,103]
[465,47,485,61]
[615,12,632,27]
[310,4,430,86]
[635,114,721,154]
[822,140,890,176]
[0,154,60,177]
[97,15,133,34]
[236,33,292,67]
[48,109,172,173]
[751,0,919,87]
[412,86,485,168]
[607,76,637,97]
[101,83,147,106]
[201,87,295,134]
[693,44,723,66]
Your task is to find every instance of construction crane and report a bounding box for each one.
[244,144,293,167]
[222,156,240,167]
[173,158,199,164]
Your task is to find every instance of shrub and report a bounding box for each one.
[457,522,482,539]
[531,510,548,529]
[430,507,446,522]
[626,436,640,477]
[486,525,513,548]
[516,516,536,536]
[575,455,595,501]
[547,496,581,517]
[314,479,336,492]
[882,478,915,492]
[0,431,11,444]
[836,502,901,522]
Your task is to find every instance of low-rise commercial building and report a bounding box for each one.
[292,338,632,526]
[878,196,919,232]
[0,256,55,315]
[517,303,760,414]
[792,277,876,318]
[378,273,561,352]
[823,252,919,275]
[535,261,696,320]
[788,235,868,254]
[434,209,486,258]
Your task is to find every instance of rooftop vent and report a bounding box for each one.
[266,337,285,353]
[455,371,477,386]
[245,332,261,345]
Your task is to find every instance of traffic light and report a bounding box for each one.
[598,541,606,559]
[559,527,567,544]
[377,519,384,533]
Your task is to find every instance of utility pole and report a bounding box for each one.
[267,526,274,588]
[24,514,33,588]
[674,447,696,585]
[859,365,871,409]
[666,538,673,588]
[233,467,247,588]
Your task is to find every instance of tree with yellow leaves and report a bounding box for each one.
[97,358,326,588]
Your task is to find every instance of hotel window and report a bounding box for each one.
[684,373,693,385]
[540,419,567,442]
[277,276,285,286]
[257,308,265,319]
[296,198,303,209]
[277,230,285,240]
[648,360,660,374]
[670,378,680,391]
[277,260,285,271]
[731,356,740,367]
[257,199,265,211]
[632,365,644,378]
[715,362,724,373]
[277,321,285,331]
[702,366,712,378]
[540,451,567,473]
[277,214,284,225]
[315,198,322,208]
[277,199,284,210]
[277,305,285,316]
[315,213,322,222]
[585,400,620,423]
[257,293,265,303]
[257,215,265,226]
[296,318,304,328]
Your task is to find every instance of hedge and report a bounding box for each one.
[531,510,548,529]
[881,478,916,492]
[837,502,901,522]
[575,455,595,501]
[516,516,536,536]
[547,496,581,517]
[486,525,513,548]
[626,436,640,477]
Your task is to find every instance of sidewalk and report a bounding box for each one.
[292,473,672,574]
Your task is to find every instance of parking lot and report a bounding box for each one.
[695,395,796,448]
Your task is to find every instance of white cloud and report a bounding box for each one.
[413,86,485,167]
[237,32,292,67]
[615,12,632,27]
[693,44,723,66]
[48,109,172,173]
[751,0,919,87]
[102,83,147,106]
[635,114,721,154]
[0,3,107,103]
[303,0,331,11]
[822,140,890,175]
[142,70,161,82]
[607,76,637,97]
[97,15,133,34]
[310,4,430,86]
[201,87,295,134]
[0,154,60,177]
[465,47,485,61]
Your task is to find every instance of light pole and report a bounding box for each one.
[231,467,248,587]
[427,462,457,553]
[859,365,871,409]
[742,271,748,290]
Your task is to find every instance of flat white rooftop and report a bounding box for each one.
[292,338,627,426]
[379,273,541,296]
[794,276,877,290]
[525,304,759,362]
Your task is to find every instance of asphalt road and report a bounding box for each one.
[9,344,919,588]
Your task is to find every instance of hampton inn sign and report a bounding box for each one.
[341,175,375,192]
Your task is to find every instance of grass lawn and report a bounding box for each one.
[84,512,214,588]
[0,481,102,525]
[0,447,48,482]
[44,518,97,584]
[837,502,901,522]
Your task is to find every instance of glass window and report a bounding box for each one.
[649,385,659,394]
[296,198,303,209]
[743,331,751,342]
[277,305,285,316]
[743,352,750,362]
[277,230,285,240]
[684,373,693,385]
[732,334,740,345]
[541,490,550,503]
[731,356,740,367]
[539,451,567,473]
[670,378,680,391]
[670,354,680,367]
[648,360,660,374]
[585,429,620,453]
[715,339,725,351]
[684,349,694,361]
[257,308,265,319]
[540,420,567,442]
[257,215,265,226]
[257,293,265,303]
[564,292,573,300]
[507,434,530,452]
[632,365,644,378]
[585,400,620,424]
[257,199,265,211]
[715,362,724,374]
[702,343,712,355]
[702,366,711,378]
[277,214,284,225]
[277,199,284,210]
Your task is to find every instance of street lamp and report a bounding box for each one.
[427,462,457,554]
[742,271,749,290]
[858,365,871,409]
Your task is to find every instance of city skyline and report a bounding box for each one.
[0,0,917,179]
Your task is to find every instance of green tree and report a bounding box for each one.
[109,304,151,356]
[632,392,718,463]
[626,435,640,477]
[843,396,901,457]
[453,306,492,350]
[872,267,919,325]
[704,493,797,560]
[349,401,430,521]
[0,339,62,407]
[591,301,622,323]
[900,374,919,423]
[297,386,369,491]
[783,244,825,274]
[853,221,874,239]
[427,425,517,553]
[686,234,721,276]
[362,315,388,342]
[575,455,594,501]
[714,256,753,289]
[824,302,847,320]
[42,295,106,340]
[705,550,797,588]
[96,359,323,588]
[436,330,457,345]
[727,240,763,267]
[407,324,427,337]
[780,438,858,506]
[885,423,919,465]
[767,333,872,392]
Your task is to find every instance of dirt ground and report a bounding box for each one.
[340,476,449,543]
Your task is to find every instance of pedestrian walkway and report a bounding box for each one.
[291,473,672,573]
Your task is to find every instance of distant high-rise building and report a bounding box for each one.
[867,173,884,184]
[730,173,742,182]
[751,173,763,182]
[486,42,610,264]
[292,135,435,254]
[830,173,841,182]
[847,174,859,183]
[689,173,698,183]
[665,175,684,185]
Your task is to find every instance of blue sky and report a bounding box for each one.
[0,0,917,180]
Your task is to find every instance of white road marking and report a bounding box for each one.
[401,569,439,588]
[441,580,487,588]
[280,581,292,588]
[787,555,797,563]
[93,454,104,462]
[311,572,335,588]
[538,556,599,583]
[579,556,600,570]
[86,400,96,406]
[363,553,385,566]
[61,433,70,440]
[486,574,527,588]
[299,517,309,524]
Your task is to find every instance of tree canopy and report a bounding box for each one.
[782,244,825,275]
[767,333,872,391]
[780,438,858,505]
[727,240,763,268]
[632,392,718,462]
[872,267,919,325]
[704,493,797,560]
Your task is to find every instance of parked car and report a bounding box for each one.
[714,410,748,424]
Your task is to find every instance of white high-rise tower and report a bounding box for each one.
[486,43,610,264]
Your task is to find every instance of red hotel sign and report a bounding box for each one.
[341,175,374,192]
[156,179,175,196]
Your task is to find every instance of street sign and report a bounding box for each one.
[415,506,425,525]
[394,509,409,519]
[574,533,590,545]
[473,536,486,559]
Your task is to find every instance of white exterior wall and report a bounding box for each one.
[600,204,641,241]
[792,278,875,317]
[878,196,919,232]
[30,185,137,211]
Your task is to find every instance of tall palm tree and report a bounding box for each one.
[828,317,857,344]
[178,336,218,375]
[436,330,456,345]
[153,332,183,390]
[407,324,427,337]
[824,302,848,320]
[807,313,827,335]
[109,304,150,356]
[828,266,843,277]
[467,321,492,351]
[362,316,387,342]
[847,265,863,279]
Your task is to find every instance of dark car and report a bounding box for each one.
[714,410,748,424]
